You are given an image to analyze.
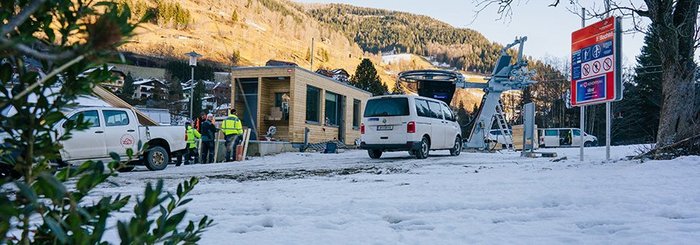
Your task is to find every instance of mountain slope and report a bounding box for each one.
[118,0,371,75]
[307,4,505,73]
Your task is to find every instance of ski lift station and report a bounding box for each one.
[230,37,543,156]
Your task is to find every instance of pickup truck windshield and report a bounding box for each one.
[364,98,409,117]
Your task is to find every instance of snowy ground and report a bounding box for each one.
[98,145,700,244]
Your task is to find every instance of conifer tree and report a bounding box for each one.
[192,80,206,119]
[351,58,387,96]
[120,72,137,104]
[614,27,662,143]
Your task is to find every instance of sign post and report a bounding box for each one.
[571,16,622,161]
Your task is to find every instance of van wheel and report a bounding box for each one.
[450,136,462,156]
[414,137,430,159]
[584,142,592,147]
[144,146,169,171]
[368,149,383,159]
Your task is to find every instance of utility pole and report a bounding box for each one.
[604,0,612,161]
[580,7,586,162]
[186,51,202,119]
[310,37,315,71]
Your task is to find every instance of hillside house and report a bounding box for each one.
[231,66,371,144]
[133,78,168,100]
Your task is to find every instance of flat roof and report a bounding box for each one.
[231,66,372,96]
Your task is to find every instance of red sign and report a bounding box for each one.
[571,16,622,106]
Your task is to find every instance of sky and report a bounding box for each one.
[294,0,650,68]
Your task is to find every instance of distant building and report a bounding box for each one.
[212,82,231,105]
[315,68,350,83]
[265,60,298,67]
[133,78,168,100]
[102,67,127,93]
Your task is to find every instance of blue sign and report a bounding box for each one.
[576,76,606,102]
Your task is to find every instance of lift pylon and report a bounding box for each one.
[397,37,536,151]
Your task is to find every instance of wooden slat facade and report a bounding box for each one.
[231,66,371,144]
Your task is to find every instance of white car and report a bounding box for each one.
[487,129,513,149]
[360,95,462,159]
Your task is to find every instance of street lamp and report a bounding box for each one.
[186,51,202,119]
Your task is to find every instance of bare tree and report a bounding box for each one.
[477,0,699,148]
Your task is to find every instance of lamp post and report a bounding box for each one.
[186,51,202,119]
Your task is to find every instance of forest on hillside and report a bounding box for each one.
[309,4,505,73]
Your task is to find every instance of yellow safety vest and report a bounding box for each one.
[186,126,201,148]
[221,114,243,135]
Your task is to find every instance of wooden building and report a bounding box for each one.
[230,66,371,144]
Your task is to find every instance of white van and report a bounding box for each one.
[538,128,597,148]
[360,95,462,159]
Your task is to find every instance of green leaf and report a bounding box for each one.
[109,152,120,161]
[44,216,68,243]
[15,182,38,203]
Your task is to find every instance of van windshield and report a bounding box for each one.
[364,98,409,117]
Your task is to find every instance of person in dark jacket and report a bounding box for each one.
[199,114,218,163]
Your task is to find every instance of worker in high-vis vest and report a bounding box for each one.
[221,108,243,161]
[180,121,201,166]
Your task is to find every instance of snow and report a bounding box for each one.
[97,145,700,244]
[381,54,413,65]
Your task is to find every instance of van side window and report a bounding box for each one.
[427,101,443,119]
[103,110,129,126]
[415,99,430,118]
[440,103,454,121]
[544,130,557,136]
[573,129,581,136]
[67,110,100,128]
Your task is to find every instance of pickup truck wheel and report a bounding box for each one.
[450,136,462,156]
[145,146,169,171]
[414,136,430,159]
[368,149,382,159]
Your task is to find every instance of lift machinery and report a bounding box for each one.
[397,37,536,150]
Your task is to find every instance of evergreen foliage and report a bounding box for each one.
[351,59,388,96]
[169,80,184,114]
[192,80,206,119]
[119,72,137,104]
[0,1,212,243]
[309,4,504,72]
[231,9,239,23]
[613,27,662,144]
[165,61,216,82]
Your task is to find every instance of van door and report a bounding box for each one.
[60,110,106,160]
[543,129,559,147]
[102,109,139,158]
[440,102,458,148]
[414,98,433,142]
[571,129,582,146]
[559,129,572,146]
[363,97,410,145]
[426,100,446,149]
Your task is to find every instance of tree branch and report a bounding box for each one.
[0,37,75,61]
[1,0,47,36]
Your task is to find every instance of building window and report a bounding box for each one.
[325,91,340,126]
[306,86,321,123]
[352,99,361,129]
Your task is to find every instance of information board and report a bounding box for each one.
[571,16,622,106]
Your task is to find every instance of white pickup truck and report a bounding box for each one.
[53,107,186,171]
